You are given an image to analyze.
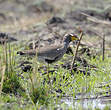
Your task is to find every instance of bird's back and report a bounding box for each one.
[19,44,66,61]
[37,44,65,60]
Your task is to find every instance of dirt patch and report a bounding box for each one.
[28,1,54,13]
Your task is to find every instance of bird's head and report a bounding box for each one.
[64,33,79,43]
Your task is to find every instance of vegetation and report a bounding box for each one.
[0,0,111,110]
[0,41,111,110]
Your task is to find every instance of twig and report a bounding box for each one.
[81,12,111,26]
[71,31,83,72]
[102,34,105,61]
[0,66,6,95]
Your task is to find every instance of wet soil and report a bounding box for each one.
[1,0,111,109]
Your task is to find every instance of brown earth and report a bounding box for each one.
[0,0,111,42]
[1,0,111,71]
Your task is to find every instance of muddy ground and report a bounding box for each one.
[0,0,111,44]
[0,0,111,70]
[0,0,111,73]
[0,0,111,109]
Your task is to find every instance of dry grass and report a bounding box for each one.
[0,66,6,95]
[0,13,52,33]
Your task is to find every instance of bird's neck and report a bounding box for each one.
[63,40,70,49]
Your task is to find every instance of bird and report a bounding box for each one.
[17,33,79,82]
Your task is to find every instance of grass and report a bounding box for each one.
[0,42,111,110]
[0,0,111,109]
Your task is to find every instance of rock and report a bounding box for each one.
[47,17,65,25]
[21,65,32,72]
[0,32,17,44]
[18,61,32,72]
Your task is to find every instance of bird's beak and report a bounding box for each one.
[71,35,79,41]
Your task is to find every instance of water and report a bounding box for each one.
[60,95,111,110]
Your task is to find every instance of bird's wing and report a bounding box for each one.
[18,44,65,60]
[38,45,64,60]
